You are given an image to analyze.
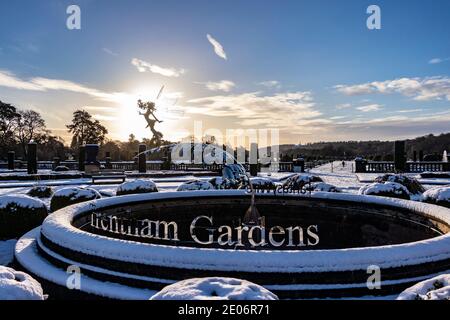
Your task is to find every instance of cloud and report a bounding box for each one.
[206,34,227,60]
[131,58,185,77]
[186,91,323,129]
[356,104,383,112]
[102,48,118,56]
[199,80,236,92]
[0,69,123,102]
[336,103,352,110]
[334,76,450,101]
[429,57,449,64]
[258,81,281,89]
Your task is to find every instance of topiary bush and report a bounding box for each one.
[397,274,450,300]
[374,174,425,194]
[281,174,323,190]
[0,195,48,240]
[150,277,278,300]
[50,187,101,212]
[358,182,410,200]
[116,179,158,196]
[27,186,54,199]
[177,180,214,192]
[53,166,70,172]
[249,177,276,190]
[221,164,248,189]
[422,186,450,208]
[304,182,340,193]
[0,266,46,300]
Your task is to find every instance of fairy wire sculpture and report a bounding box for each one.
[137,86,165,146]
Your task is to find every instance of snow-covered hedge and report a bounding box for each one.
[53,166,70,172]
[374,174,425,194]
[0,195,48,240]
[305,182,340,193]
[50,187,101,212]
[150,277,278,300]
[221,164,248,189]
[358,182,410,200]
[422,186,450,208]
[281,174,323,190]
[27,185,54,199]
[116,179,158,196]
[420,172,450,179]
[177,180,214,192]
[250,177,276,190]
[397,274,450,300]
[0,266,46,300]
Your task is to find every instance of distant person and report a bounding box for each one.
[342,161,345,168]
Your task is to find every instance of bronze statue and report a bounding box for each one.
[138,99,163,145]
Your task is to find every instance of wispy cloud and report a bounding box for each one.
[198,80,236,92]
[206,34,227,60]
[336,103,352,110]
[393,108,424,113]
[0,69,123,102]
[428,57,450,64]
[102,48,118,56]
[258,80,281,89]
[131,58,185,77]
[356,104,383,112]
[186,91,323,129]
[334,76,450,101]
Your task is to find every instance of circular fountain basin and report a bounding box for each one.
[15,190,450,299]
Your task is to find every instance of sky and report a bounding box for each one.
[0,0,449,146]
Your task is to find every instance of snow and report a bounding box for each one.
[0,195,46,210]
[38,190,450,273]
[358,182,409,197]
[250,177,276,188]
[150,277,278,300]
[423,186,450,202]
[0,239,16,266]
[306,182,339,192]
[177,180,214,192]
[116,179,157,193]
[15,228,157,300]
[0,265,45,300]
[397,274,450,300]
[52,187,101,200]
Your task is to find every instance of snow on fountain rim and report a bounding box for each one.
[40,190,450,273]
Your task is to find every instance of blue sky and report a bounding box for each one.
[0,0,449,144]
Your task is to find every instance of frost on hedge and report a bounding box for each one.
[397,274,450,300]
[50,187,101,212]
[27,185,54,199]
[150,277,278,300]
[374,174,425,194]
[281,174,323,190]
[358,182,410,200]
[0,195,48,240]
[0,266,46,300]
[422,186,450,208]
[305,182,340,193]
[177,180,214,192]
[116,179,158,196]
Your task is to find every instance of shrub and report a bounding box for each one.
[53,166,70,172]
[150,277,278,300]
[0,195,48,240]
[177,180,214,192]
[221,164,248,189]
[397,274,450,300]
[358,182,410,200]
[27,186,53,199]
[50,187,101,212]
[249,177,276,190]
[116,179,158,196]
[0,266,46,300]
[422,186,450,208]
[374,174,425,194]
[305,182,340,193]
[281,174,323,190]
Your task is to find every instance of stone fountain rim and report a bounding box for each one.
[39,190,450,273]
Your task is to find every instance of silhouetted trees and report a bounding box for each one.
[66,110,108,150]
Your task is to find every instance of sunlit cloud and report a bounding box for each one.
[356,104,383,112]
[258,80,281,89]
[199,80,236,92]
[334,76,450,101]
[131,58,185,77]
[206,34,227,60]
[186,91,322,129]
